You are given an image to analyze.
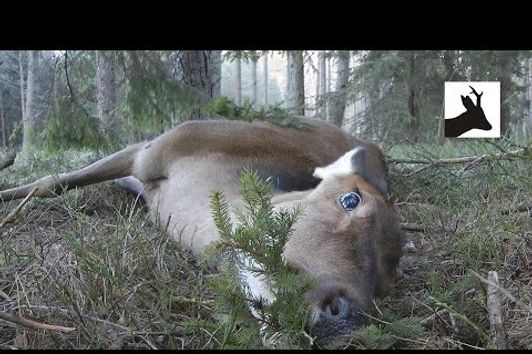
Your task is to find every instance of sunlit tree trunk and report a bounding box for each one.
[318,51,327,120]
[251,54,257,105]
[18,52,25,126]
[235,55,242,105]
[286,51,305,115]
[327,51,350,127]
[22,50,39,151]
[263,53,268,106]
[528,57,532,137]
[326,54,332,120]
[96,51,117,139]
[0,91,5,147]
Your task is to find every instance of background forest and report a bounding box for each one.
[0,50,530,350]
[1,50,530,153]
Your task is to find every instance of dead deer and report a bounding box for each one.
[445,85,492,137]
[0,118,403,345]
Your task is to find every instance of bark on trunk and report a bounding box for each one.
[235,55,242,105]
[18,52,25,124]
[0,91,5,147]
[500,53,515,136]
[174,50,221,119]
[96,51,117,138]
[22,50,39,151]
[528,57,532,137]
[318,51,327,120]
[251,55,257,105]
[286,51,305,115]
[327,51,350,127]
[406,52,419,142]
[210,51,222,98]
[263,53,268,106]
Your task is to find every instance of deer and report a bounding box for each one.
[445,85,492,137]
[0,118,403,346]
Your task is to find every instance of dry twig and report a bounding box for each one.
[0,311,76,333]
[390,147,528,165]
[0,187,38,228]
[401,222,426,232]
[486,271,510,349]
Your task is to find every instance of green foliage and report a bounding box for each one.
[199,168,316,349]
[344,50,528,141]
[223,51,264,63]
[207,96,311,129]
[336,298,424,350]
[41,97,109,152]
[125,51,211,134]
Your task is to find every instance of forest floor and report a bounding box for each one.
[0,138,530,350]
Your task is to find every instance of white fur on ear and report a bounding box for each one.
[313,147,365,180]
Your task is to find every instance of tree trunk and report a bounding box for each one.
[0,91,5,147]
[18,52,25,125]
[96,51,118,139]
[318,51,327,120]
[500,52,515,136]
[22,50,39,151]
[528,57,532,138]
[251,54,257,105]
[406,52,419,142]
[327,54,332,93]
[263,53,268,106]
[286,51,305,116]
[235,55,242,105]
[174,50,220,119]
[327,51,350,127]
[210,51,222,98]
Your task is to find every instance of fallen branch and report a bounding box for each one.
[0,151,16,171]
[420,309,448,325]
[470,269,532,314]
[0,187,38,228]
[390,147,529,165]
[499,204,532,215]
[0,311,76,333]
[401,222,426,232]
[0,289,12,301]
[486,271,510,349]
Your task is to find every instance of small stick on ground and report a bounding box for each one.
[0,311,76,333]
[486,271,510,349]
[389,147,529,165]
[0,289,12,301]
[0,187,38,228]
[420,309,448,325]
[401,222,426,232]
[499,205,532,215]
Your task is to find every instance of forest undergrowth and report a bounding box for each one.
[0,138,530,349]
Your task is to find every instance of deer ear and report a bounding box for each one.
[350,146,367,175]
[350,147,390,198]
[313,147,390,198]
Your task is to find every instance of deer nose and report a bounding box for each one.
[312,295,369,346]
[323,296,349,317]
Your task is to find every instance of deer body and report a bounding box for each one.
[0,118,402,345]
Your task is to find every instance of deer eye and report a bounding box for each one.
[339,192,361,211]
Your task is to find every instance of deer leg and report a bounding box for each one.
[0,142,145,202]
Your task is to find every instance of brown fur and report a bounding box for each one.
[0,118,402,340]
